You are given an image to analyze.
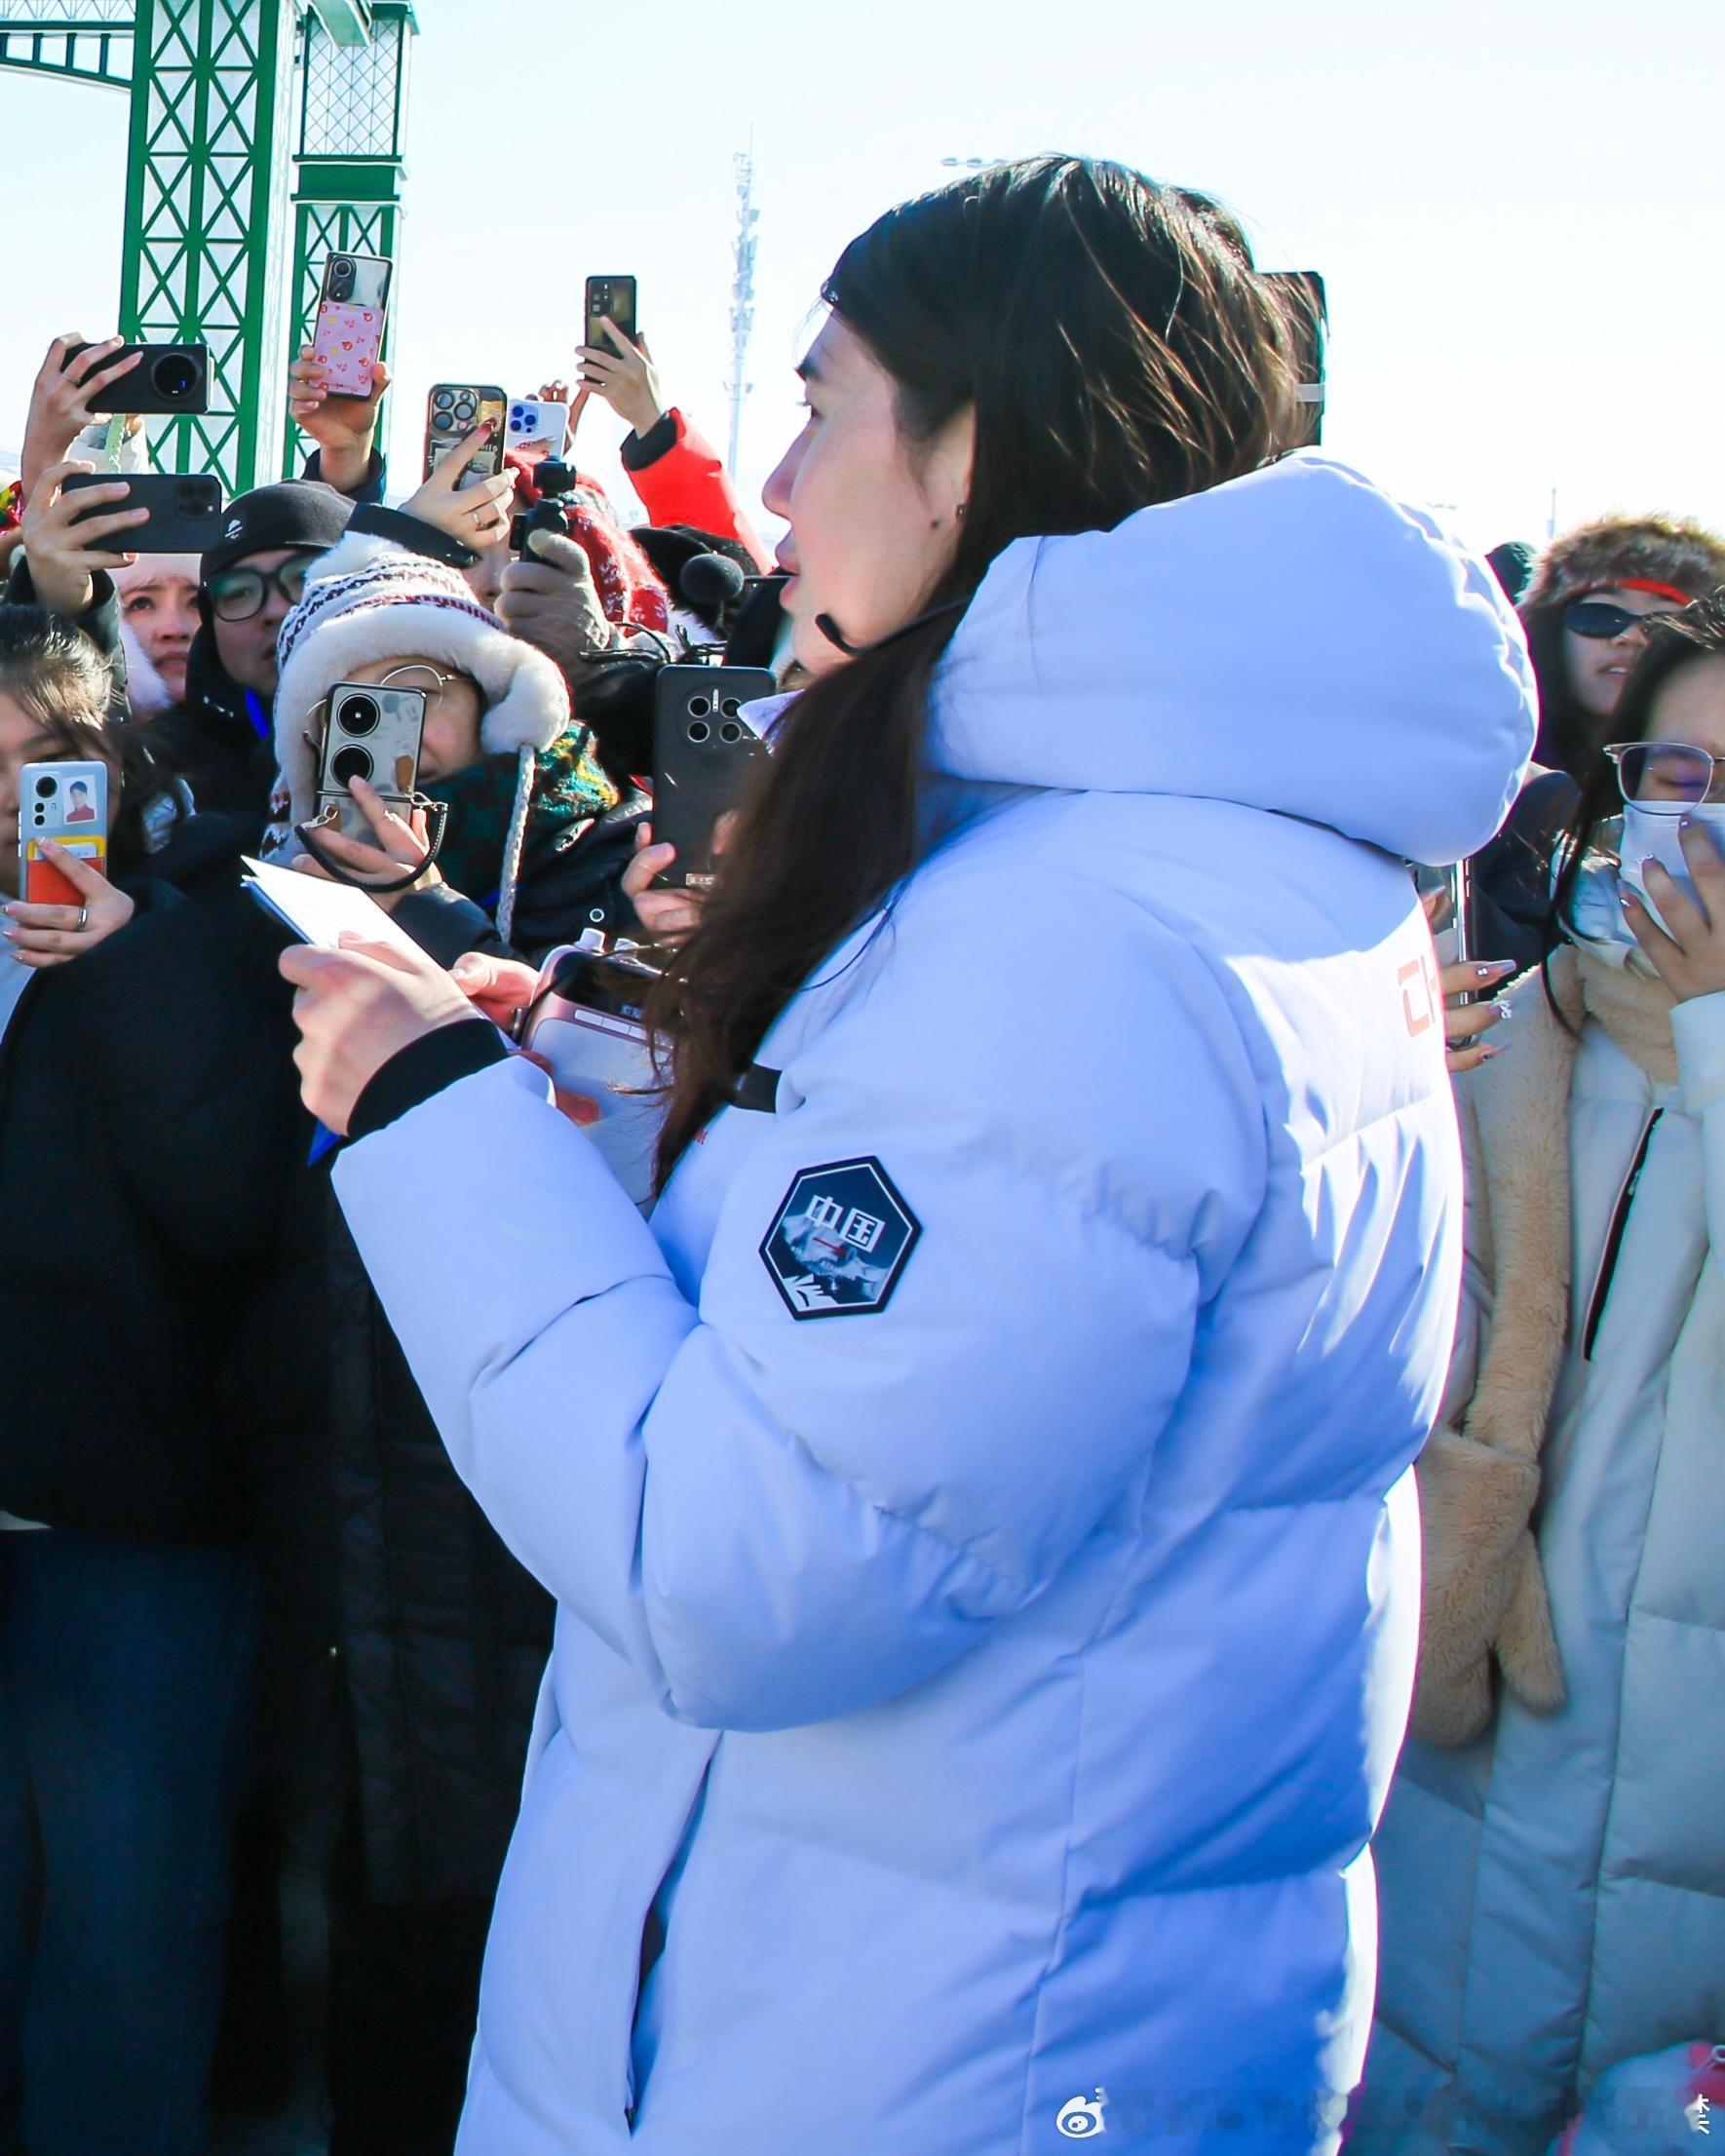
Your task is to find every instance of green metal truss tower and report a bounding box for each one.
[0,0,415,495]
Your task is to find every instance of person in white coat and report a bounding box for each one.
[279,156,1535,2155]
[1359,598,1725,2153]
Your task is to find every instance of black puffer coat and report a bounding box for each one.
[0,812,312,1541]
[286,791,641,1903]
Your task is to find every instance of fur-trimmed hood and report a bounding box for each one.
[1520,513,1725,616]
[272,529,570,827]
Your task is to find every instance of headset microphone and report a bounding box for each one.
[814,597,969,658]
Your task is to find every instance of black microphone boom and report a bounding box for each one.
[815,597,969,658]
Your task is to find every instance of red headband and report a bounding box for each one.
[1603,578,1697,608]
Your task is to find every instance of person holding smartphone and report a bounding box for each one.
[279,157,1535,2154]
[1357,598,1725,2150]
[0,604,308,2156]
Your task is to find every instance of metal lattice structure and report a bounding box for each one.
[0,0,134,87]
[0,0,415,496]
[284,1,412,477]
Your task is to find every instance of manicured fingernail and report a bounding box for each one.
[1478,1044,1507,1059]
[2,928,16,943]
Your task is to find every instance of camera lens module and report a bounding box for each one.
[331,745,374,787]
[338,694,381,736]
[151,353,200,403]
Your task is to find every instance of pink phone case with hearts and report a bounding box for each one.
[312,299,383,398]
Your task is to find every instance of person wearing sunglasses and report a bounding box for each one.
[1516,514,1725,782]
[1360,595,1725,2149]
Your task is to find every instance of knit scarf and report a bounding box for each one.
[422,724,619,910]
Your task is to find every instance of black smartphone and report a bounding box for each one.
[62,471,224,554]
[585,276,638,358]
[63,340,211,416]
[1265,271,1326,448]
[651,665,774,890]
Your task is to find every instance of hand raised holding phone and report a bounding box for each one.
[19,460,150,620]
[20,335,143,497]
[402,426,517,550]
[576,318,664,440]
[289,342,392,497]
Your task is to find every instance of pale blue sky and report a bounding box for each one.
[5,0,1721,558]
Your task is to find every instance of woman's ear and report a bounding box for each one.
[924,404,977,530]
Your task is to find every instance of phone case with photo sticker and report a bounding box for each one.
[424,384,508,485]
[19,760,108,907]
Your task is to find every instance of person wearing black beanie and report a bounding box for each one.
[149,479,360,820]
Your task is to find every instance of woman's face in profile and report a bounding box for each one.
[761,314,974,676]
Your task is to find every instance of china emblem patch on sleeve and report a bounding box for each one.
[759,1157,921,1320]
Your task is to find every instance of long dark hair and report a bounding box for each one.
[646,155,1302,1182]
[1547,589,1725,947]
[0,605,183,871]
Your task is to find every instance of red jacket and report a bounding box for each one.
[620,408,772,570]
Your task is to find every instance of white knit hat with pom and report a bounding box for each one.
[271,531,571,940]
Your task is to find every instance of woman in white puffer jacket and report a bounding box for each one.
[1361,598,1725,2155]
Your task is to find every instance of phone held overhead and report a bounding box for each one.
[313,252,393,398]
[424,384,508,485]
[584,275,638,357]
[63,340,211,416]
[63,473,224,556]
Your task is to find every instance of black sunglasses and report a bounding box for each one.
[1563,597,1680,642]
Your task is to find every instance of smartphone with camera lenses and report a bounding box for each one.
[62,340,211,416]
[316,681,426,841]
[63,472,224,555]
[313,252,392,398]
[584,277,638,358]
[651,666,775,892]
[19,761,108,907]
[424,383,508,487]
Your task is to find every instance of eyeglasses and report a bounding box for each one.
[1564,597,1681,642]
[300,665,471,751]
[207,554,316,623]
[1603,740,1725,807]
[371,664,463,709]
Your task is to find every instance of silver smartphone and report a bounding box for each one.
[316,680,425,840]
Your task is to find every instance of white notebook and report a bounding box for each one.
[242,854,428,964]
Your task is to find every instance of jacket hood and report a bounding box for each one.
[928,453,1537,867]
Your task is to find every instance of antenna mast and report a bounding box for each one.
[728,141,758,475]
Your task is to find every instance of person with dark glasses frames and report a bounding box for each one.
[1515,513,1725,782]
[1365,592,1725,2152]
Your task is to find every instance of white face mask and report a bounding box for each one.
[1619,800,1725,933]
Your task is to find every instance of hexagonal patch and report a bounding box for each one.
[759,1157,921,1320]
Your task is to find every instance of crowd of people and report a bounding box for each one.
[0,151,1718,2156]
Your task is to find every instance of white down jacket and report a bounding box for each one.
[1361,938,1725,2153]
[331,453,1535,2155]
